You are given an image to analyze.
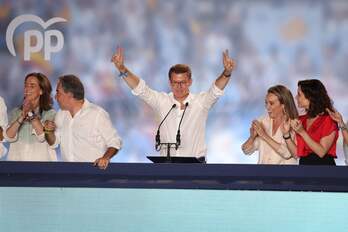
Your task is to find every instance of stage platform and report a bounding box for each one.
[1,161,348,192]
[1,162,348,231]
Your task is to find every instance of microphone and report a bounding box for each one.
[155,104,176,151]
[176,102,189,149]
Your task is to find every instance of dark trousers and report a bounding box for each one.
[198,156,206,163]
[299,153,336,165]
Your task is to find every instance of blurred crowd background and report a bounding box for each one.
[1,0,348,164]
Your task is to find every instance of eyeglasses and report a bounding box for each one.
[170,81,189,87]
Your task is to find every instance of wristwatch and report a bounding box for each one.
[223,71,231,77]
[339,123,348,131]
[282,133,291,140]
[27,111,37,121]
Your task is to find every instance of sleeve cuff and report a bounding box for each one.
[243,138,259,155]
[36,133,46,143]
[131,79,146,96]
[48,132,60,149]
[212,83,224,96]
[3,127,17,142]
[107,138,122,151]
[32,128,46,143]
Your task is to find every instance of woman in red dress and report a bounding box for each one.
[282,79,338,165]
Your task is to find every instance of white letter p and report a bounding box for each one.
[44,30,64,60]
[24,30,43,61]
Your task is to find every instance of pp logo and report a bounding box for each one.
[6,14,67,61]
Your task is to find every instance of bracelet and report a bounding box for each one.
[118,70,128,78]
[282,133,291,140]
[339,124,348,131]
[43,128,54,134]
[16,118,23,125]
[222,71,231,77]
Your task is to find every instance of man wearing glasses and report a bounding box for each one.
[111,48,235,162]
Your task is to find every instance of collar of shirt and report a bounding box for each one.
[168,92,194,109]
[69,99,91,119]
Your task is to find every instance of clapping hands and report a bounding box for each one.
[252,120,267,138]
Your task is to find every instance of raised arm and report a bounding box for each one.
[327,108,348,145]
[111,47,140,89]
[215,49,236,90]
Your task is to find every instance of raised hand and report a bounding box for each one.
[111,46,126,72]
[326,108,344,125]
[222,49,236,76]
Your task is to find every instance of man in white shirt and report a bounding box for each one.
[111,47,235,161]
[0,96,8,158]
[44,75,122,169]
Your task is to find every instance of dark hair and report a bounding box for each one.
[298,79,334,118]
[24,72,53,112]
[168,64,192,80]
[267,85,299,120]
[58,74,84,100]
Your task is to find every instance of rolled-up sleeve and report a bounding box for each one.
[4,109,19,142]
[32,128,45,143]
[276,135,295,160]
[243,137,259,155]
[200,83,224,111]
[97,109,122,150]
[131,79,162,110]
[131,78,146,96]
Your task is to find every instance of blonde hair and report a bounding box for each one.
[267,85,298,119]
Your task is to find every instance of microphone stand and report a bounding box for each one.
[155,104,177,162]
[175,102,189,149]
[156,102,189,163]
[161,142,178,163]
